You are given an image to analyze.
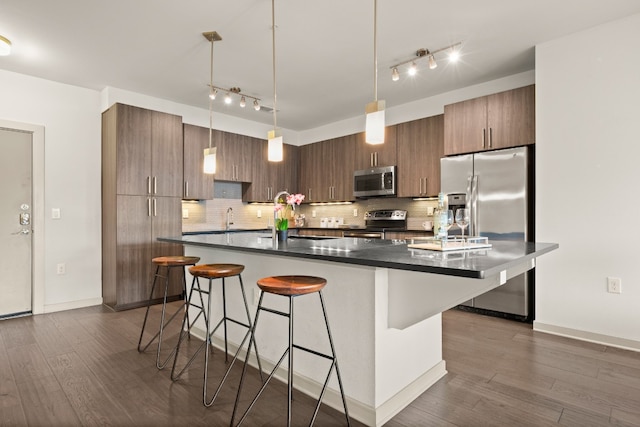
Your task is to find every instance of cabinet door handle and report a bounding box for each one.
[308,188,312,201]
[147,198,152,217]
[489,127,493,148]
[482,128,486,148]
[375,152,378,166]
[153,198,157,216]
[184,181,189,197]
[147,176,152,195]
[153,176,157,194]
[370,152,374,167]
[423,177,427,195]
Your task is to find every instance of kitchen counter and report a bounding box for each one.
[160,232,557,426]
[161,232,556,279]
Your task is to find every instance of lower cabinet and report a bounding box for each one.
[102,195,183,311]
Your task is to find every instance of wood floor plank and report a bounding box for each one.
[15,374,82,426]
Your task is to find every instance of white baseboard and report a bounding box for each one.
[43,297,103,314]
[534,321,640,352]
[191,326,447,427]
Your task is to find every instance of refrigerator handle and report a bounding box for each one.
[467,175,478,237]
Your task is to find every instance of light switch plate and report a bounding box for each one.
[182,209,189,219]
[52,208,61,219]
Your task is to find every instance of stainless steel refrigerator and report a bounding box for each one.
[440,146,535,320]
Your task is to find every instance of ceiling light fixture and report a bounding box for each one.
[202,31,222,175]
[267,0,283,162]
[390,42,461,81]
[0,35,11,56]
[207,85,260,110]
[391,67,400,82]
[365,0,385,145]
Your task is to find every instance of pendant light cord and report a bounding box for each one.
[272,0,278,131]
[209,38,214,150]
[373,0,378,102]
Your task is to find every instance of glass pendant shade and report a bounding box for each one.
[203,147,217,174]
[365,100,385,145]
[267,130,283,162]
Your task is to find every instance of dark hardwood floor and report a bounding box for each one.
[1,303,639,426]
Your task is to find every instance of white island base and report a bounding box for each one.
[183,245,525,426]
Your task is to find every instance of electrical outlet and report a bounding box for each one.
[312,210,316,218]
[257,209,262,218]
[426,207,434,216]
[182,209,189,219]
[353,208,358,217]
[57,263,66,275]
[52,208,61,219]
[607,277,622,294]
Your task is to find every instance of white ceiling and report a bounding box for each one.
[2,1,640,131]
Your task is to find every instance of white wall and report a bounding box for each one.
[535,13,640,349]
[0,69,102,311]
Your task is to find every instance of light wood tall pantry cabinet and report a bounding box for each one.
[102,103,184,311]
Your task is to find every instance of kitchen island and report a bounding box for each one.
[159,232,557,426]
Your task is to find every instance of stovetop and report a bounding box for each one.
[363,209,407,231]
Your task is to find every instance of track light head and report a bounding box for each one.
[449,49,460,62]
[391,67,400,81]
[408,62,417,76]
[428,55,437,69]
[209,87,217,100]
[254,99,261,111]
[224,92,232,104]
[240,96,246,108]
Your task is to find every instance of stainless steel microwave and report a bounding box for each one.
[353,165,396,198]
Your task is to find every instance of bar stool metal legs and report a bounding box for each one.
[232,275,350,427]
[170,264,263,407]
[137,256,199,370]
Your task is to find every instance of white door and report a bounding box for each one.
[0,128,32,317]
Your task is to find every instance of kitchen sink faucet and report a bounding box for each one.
[226,207,234,230]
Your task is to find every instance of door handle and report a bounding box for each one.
[147,176,152,194]
[184,181,189,197]
[12,229,30,235]
[482,129,486,148]
[153,198,157,217]
[153,176,157,194]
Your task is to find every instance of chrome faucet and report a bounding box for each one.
[273,190,290,240]
[226,207,234,230]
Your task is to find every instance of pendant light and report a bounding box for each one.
[365,0,385,145]
[203,31,221,174]
[267,0,284,162]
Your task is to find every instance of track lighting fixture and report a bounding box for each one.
[390,42,461,81]
[207,84,261,111]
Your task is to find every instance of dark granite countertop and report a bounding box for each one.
[160,232,558,279]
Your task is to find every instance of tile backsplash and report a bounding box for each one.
[182,183,438,233]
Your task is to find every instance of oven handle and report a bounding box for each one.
[343,231,384,239]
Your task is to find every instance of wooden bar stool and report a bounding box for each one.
[232,275,350,427]
[171,263,263,407]
[137,255,200,369]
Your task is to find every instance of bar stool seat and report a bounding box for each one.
[232,275,350,426]
[138,255,200,370]
[171,263,263,408]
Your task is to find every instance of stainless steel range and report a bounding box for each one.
[343,209,407,239]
